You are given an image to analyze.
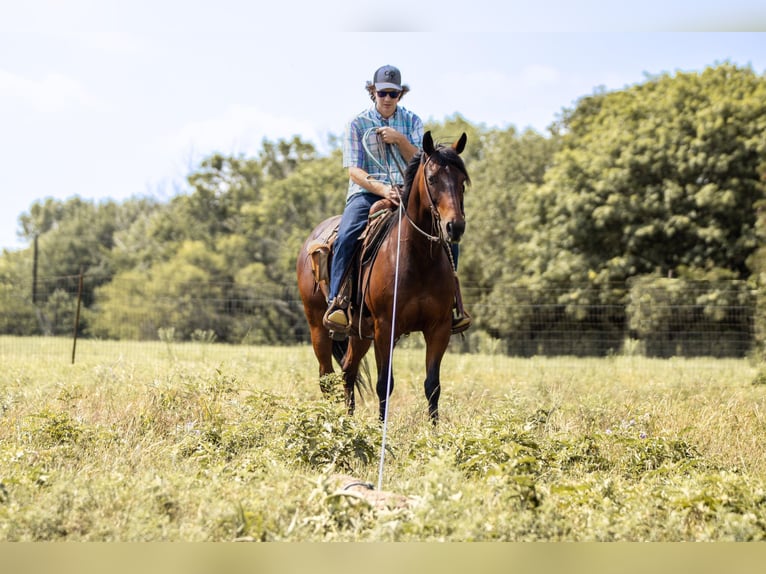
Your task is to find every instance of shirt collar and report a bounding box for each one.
[372,105,398,123]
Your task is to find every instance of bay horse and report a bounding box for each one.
[296,131,469,422]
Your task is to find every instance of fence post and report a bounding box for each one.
[32,234,39,304]
[71,267,84,364]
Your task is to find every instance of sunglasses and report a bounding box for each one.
[376,90,401,99]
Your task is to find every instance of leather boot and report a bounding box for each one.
[451,274,472,335]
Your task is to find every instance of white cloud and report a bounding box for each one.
[0,69,105,113]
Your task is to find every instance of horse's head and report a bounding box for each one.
[419,131,470,243]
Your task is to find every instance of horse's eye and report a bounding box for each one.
[428,175,437,185]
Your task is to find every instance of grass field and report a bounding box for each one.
[1,335,766,541]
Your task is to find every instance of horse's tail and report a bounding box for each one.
[331,339,372,396]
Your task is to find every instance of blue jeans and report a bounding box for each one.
[329,193,380,302]
[328,192,461,301]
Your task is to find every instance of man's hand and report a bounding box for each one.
[377,127,401,146]
[384,185,401,206]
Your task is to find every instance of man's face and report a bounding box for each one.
[375,89,401,119]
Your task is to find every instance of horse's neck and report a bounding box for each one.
[400,186,441,259]
[405,184,434,235]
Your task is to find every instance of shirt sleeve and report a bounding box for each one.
[342,119,365,169]
[410,115,425,149]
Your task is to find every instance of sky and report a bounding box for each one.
[1,1,765,252]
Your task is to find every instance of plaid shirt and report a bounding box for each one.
[342,105,424,199]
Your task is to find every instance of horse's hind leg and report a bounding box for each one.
[306,322,341,402]
[342,337,371,415]
[298,243,335,395]
[310,323,335,377]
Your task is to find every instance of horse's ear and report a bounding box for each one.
[423,131,435,155]
[453,132,467,155]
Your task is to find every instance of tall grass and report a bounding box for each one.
[1,336,765,541]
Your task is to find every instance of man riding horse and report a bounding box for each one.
[323,64,471,338]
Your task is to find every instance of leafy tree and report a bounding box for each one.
[107,197,169,273]
[462,126,559,289]
[529,63,766,286]
[181,154,263,242]
[747,184,766,357]
[228,150,347,342]
[89,138,342,343]
[457,126,561,350]
[5,77,764,354]
[18,196,162,280]
[89,241,228,340]
[258,136,318,180]
[22,198,113,278]
[487,63,766,353]
[18,198,63,243]
[425,113,486,164]
[626,270,754,357]
[11,197,164,335]
[0,249,37,335]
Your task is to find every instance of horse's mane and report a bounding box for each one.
[400,143,470,206]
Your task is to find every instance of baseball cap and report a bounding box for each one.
[373,65,403,91]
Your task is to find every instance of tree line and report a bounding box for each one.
[1,63,765,356]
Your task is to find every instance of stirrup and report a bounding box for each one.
[328,329,348,341]
[323,299,351,336]
[451,313,472,335]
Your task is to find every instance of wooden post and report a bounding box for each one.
[32,234,38,304]
[71,267,84,365]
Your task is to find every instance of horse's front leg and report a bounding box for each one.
[424,326,451,423]
[424,362,441,423]
[373,324,395,422]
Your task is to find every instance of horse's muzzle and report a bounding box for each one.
[446,220,465,243]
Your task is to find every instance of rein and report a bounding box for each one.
[361,127,448,247]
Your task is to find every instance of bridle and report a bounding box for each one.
[404,151,466,277]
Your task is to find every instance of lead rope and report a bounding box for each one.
[362,126,405,185]
[359,126,405,491]
[361,127,439,490]
[377,198,403,491]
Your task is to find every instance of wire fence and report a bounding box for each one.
[0,274,760,362]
